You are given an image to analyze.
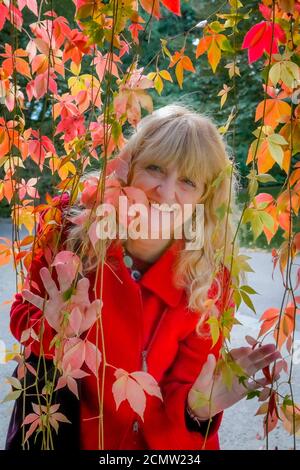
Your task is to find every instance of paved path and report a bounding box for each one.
[0,219,299,449]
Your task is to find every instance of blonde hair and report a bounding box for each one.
[65,104,241,337]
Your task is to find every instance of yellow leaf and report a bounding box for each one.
[70,61,81,76]
[154,74,164,95]
[159,70,173,82]
[206,316,220,348]
[160,39,172,60]
[147,72,157,80]
[58,161,77,180]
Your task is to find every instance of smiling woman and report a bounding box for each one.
[7,104,282,451]
[67,103,240,323]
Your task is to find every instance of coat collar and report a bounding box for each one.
[107,238,186,308]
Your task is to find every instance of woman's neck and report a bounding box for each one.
[124,237,174,263]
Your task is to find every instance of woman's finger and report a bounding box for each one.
[251,350,282,374]
[241,351,281,378]
[194,354,216,389]
[39,267,59,298]
[245,372,281,392]
[246,343,277,364]
[237,345,281,376]
[22,289,44,310]
[229,346,252,362]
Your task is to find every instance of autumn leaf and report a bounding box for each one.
[63,29,91,65]
[206,316,220,348]
[128,22,144,44]
[22,403,71,443]
[196,30,233,73]
[217,84,232,108]
[277,0,296,14]
[169,48,195,89]
[18,0,38,17]
[0,3,23,32]
[28,130,56,170]
[242,20,286,63]
[93,52,120,82]
[0,237,12,267]
[112,368,163,421]
[279,403,300,435]
[255,98,291,129]
[269,55,300,88]
[247,129,289,173]
[242,205,275,241]
[147,69,173,95]
[139,0,181,19]
[18,178,39,200]
[114,66,154,125]
[258,298,300,349]
[225,61,241,79]
[0,44,31,78]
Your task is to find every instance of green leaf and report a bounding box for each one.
[268,133,288,146]
[206,317,220,348]
[238,375,248,387]
[246,390,261,400]
[1,390,22,403]
[233,290,242,309]
[63,286,75,301]
[5,377,22,390]
[240,290,256,314]
[269,62,281,86]
[209,21,224,33]
[259,211,275,232]
[192,390,210,409]
[268,141,284,168]
[282,61,299,88]
[256,174,277,183]
[219,38,234,53]
[221,362,234,391]
[248,177,258,199]
[228,360,246,377]
[283,395,294,408]
[240,285,259,295]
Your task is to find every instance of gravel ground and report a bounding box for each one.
[0,218,299,450]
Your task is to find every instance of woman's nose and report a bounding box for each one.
[155,177,177,204]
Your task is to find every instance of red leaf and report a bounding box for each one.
[242,21,286,63]
[0,3,8,31]
[259,3,272,20]
[161,0,181,15]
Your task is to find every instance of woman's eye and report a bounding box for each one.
[183,178,196,188]
[147,165,162,172]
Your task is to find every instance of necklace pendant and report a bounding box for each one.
[123,254,133,268]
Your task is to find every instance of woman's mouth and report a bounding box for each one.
[148,199,178,213]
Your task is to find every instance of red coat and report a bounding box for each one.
[9,193,233,450]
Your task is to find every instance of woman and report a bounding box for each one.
[6,104,281,450]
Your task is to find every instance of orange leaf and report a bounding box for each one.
[196,36,212,58]
[255,99,291,129]
[207,38,221,73]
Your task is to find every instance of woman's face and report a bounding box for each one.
[128,160,205,239]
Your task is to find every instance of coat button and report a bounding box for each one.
[131,270,141,281]
[133,420,139,432]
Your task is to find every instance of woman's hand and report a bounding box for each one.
[22,267,102,337]
[187,343,282,420]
